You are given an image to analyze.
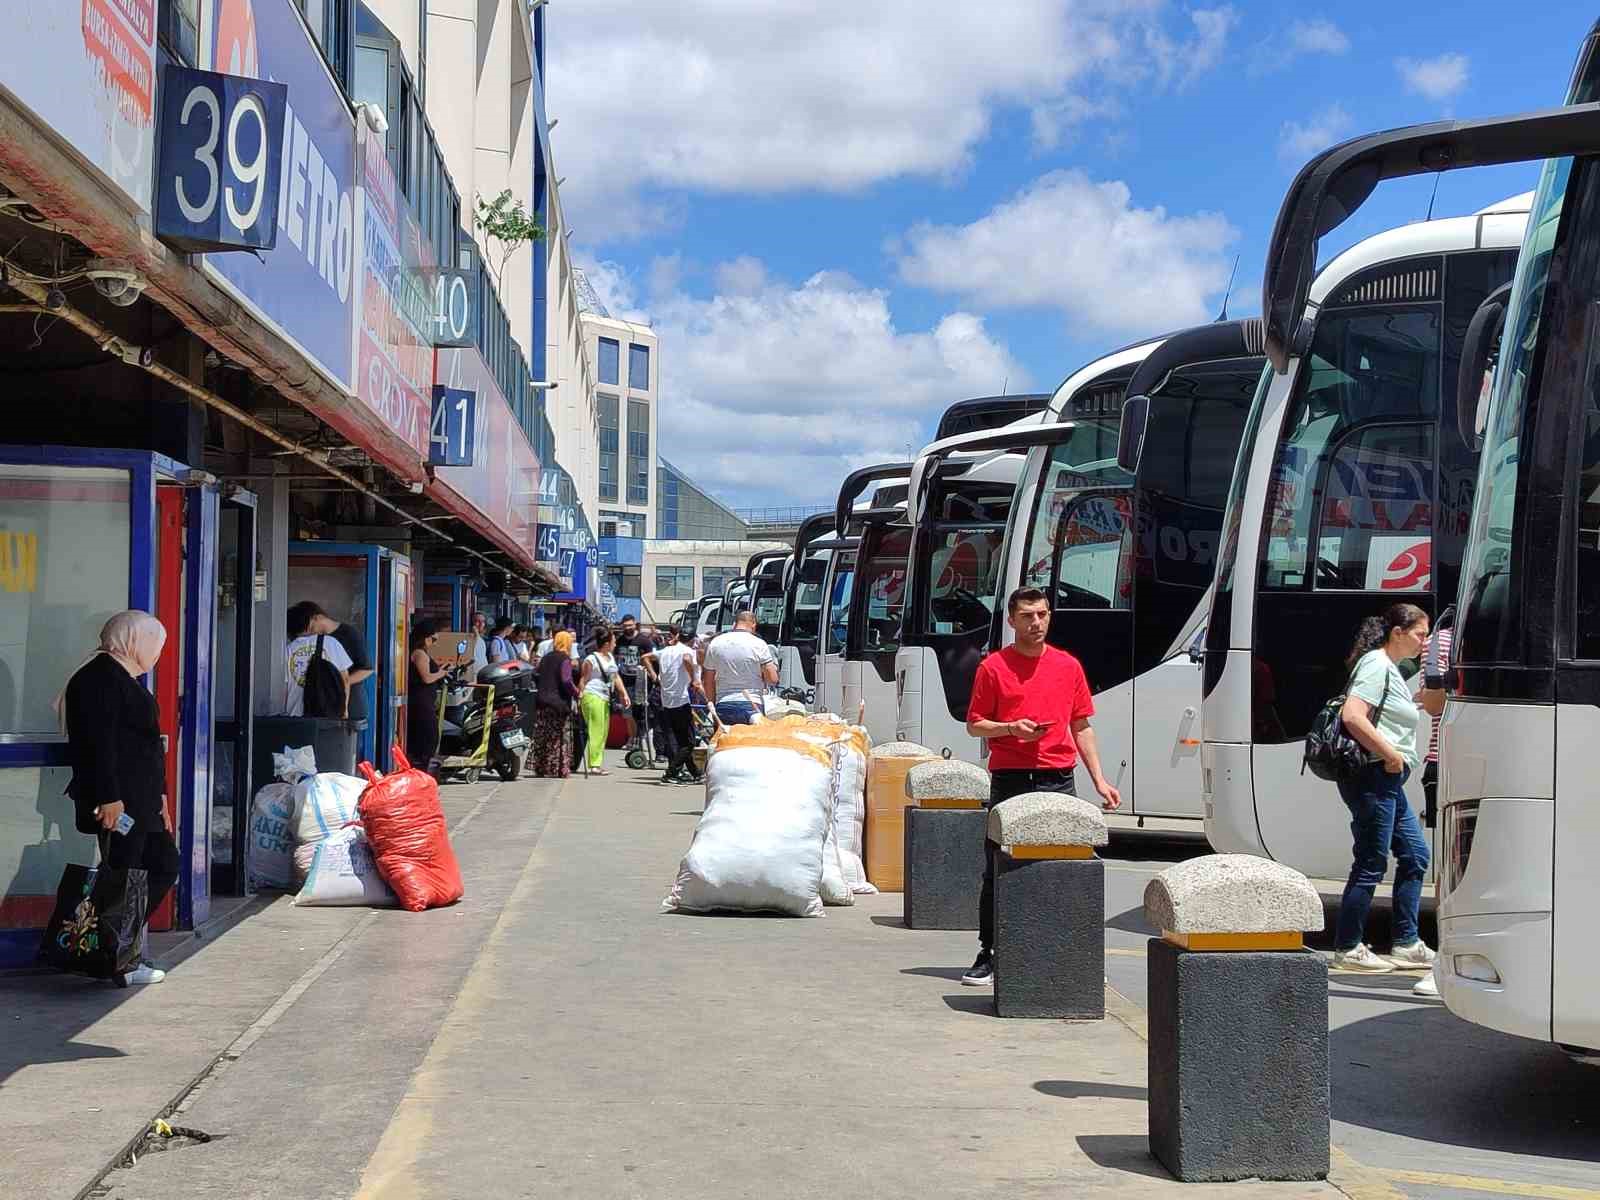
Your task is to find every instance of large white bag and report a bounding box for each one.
[293,826,398,907]
[247,783,296,891]
[665,744,834,917]
[830,736,875,894]
[292,773,367,846]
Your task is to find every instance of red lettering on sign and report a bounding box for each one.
[82,0,154,120]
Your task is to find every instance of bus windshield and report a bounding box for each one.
[1460,157,1571,663]
[1205,364,1275,654]
[916,472,1013,637]
[1020,424,1130,593]
[1258,308,1439,593]
[854,525,912,655]
[825,551,856,655]
[790,552,829,642]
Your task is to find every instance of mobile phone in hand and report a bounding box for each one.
[114,812,134,835]
[1032,721,1054,732]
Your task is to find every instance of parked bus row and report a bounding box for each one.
[740,17,1600,1061]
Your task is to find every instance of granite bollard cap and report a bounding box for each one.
[871,741,934,758]
[986,792,1108,847]
[1143,854,1324,934]
[905,758,989,801]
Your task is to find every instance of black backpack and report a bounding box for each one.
[1303,665,1389,783]
[302,635,346,719]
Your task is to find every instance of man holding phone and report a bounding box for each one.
[960,586,1121,987]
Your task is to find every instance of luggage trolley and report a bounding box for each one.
[622,667,655,770]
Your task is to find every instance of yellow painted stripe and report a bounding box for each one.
[1006,843,1094,859]
[1384,1169,1600,1200]
[918,796,983,810]
[1329,1146,1408,1200]
[1162,930,1304,952]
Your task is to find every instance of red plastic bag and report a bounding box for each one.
[357,747,464,911]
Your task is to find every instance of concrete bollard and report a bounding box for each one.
[1142,854,1329,1183]
[988,793,1107,1018]
[901,759,990,930]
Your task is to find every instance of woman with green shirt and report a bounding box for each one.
[1332,602,1439,975]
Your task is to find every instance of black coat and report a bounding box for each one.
[64,654,167,835]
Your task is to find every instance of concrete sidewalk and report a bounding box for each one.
[341,768,1336,1199]
[0,774,554,1200]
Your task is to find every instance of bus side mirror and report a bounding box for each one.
[1457,283,1513,453]
[1116,394,1151,473]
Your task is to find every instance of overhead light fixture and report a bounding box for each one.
[530,380,559,391]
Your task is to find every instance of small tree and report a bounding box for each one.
[474,189,545,294]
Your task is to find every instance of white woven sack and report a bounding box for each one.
[664,745,833,916]
[819,747,853,906]
[830,740,876,894]
[246,783,296,891]
[292,773,367,846]
[293,827,398,907]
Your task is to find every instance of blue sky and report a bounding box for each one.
[547,2,1594,507]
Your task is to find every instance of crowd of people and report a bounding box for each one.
[277,595,783,789]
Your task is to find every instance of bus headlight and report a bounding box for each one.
[1441,800,1479,895]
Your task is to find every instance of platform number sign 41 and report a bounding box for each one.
[430,386,478,467]
[155,65,287,253]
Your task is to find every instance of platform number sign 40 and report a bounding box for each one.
[155,66,287,253]
[430,386,478,467]
[430,267,477,347]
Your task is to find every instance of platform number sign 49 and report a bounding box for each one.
[430,386,477,467]
[155,66,287,253]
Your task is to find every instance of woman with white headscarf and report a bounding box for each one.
[60,610,175,985]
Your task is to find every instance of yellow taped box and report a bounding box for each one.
[863,752,939,892]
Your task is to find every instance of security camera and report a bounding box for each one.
[86,263,147,307]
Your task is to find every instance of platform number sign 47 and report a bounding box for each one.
[155,65,287,253]
[430,386,478,467]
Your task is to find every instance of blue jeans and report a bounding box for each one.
[1334,764,1429,950]
[715,699,759,727]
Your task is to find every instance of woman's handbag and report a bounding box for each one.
[1303,668,1390,783]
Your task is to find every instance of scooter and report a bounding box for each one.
[434,662,532,783]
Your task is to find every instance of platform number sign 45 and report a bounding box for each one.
[536,525,562,563]
[155,65,287,253]
[430,386,478,467]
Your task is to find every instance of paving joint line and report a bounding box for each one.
[74,781,509,1200]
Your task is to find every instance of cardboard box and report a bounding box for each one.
[433,632,479,669]
[863,751,940,893]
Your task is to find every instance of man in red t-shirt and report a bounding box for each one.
[959,586,1121,986]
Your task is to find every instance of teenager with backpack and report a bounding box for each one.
[285,601,353,718]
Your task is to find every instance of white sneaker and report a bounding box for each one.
[125,963,165,985]
[1388,940,1437,968]
[1412,969,1440,998]
[1332,944,1395,973]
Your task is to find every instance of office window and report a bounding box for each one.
[598,394,619,503]
[629,343,651,391]
[627,400,649,506]
[599,521,618,538]
[701,566,737,599]
[353,45,389,111]
[160,0,200,64]
[598,338,620,386]
[656,566,694,601]
[606,564,641,598]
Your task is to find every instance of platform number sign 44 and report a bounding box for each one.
[155,66,287,253]
[430,386,477,467]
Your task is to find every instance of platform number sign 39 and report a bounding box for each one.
[430,386,478,467]
[155,65,287,253]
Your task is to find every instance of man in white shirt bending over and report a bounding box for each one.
[644,625,704,784]
[702,610,778,727]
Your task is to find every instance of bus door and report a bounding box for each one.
[1128,359,1261,818]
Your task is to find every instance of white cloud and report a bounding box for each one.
[546,2,1240,241]
[1288,18,1350,56]
[1278,104,1355,163]
[636,267,1029,504]
[1396,53,1470,102]
[891,171,1237,338]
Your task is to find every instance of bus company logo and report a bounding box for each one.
[1379,541,1430,591]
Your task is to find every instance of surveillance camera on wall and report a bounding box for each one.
[86,263,148,308]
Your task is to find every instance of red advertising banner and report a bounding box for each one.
[430,344,542,570]
[353,125,433,459]
[82,0,155,121]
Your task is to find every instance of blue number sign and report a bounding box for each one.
[155,65,286,253]
[429,266,477,347]
[429,386,477,467]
